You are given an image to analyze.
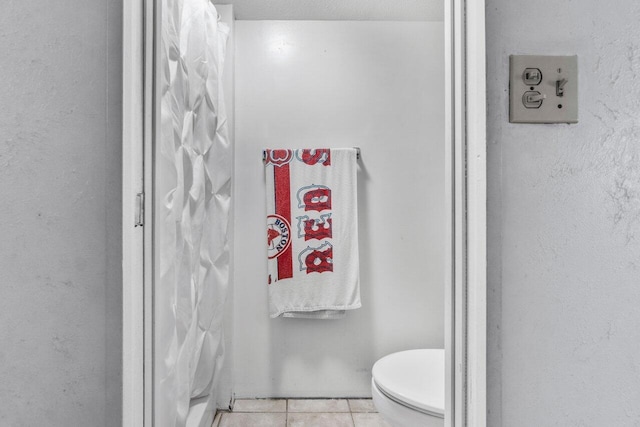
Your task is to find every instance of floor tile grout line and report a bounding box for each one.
[221,398,378,426]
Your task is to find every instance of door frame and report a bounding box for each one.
[444,0,487,426]
[121,0,144,424]
[122,1,486,425]
[122,0,154,424]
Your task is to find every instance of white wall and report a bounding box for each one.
[486,1,640,425]
[218,0,442,21]
[233,21,444,398]
[0,0,122,425]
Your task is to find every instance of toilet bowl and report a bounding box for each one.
[371,349,444,427]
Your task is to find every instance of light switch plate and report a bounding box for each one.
[509,55,578,124]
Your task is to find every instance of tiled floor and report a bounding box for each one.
[213,398,391,427]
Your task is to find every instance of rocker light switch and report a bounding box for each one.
[510,55,578,124]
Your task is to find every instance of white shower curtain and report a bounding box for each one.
[155,0,230,426]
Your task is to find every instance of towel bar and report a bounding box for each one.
[262,148,361,163]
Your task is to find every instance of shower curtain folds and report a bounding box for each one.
[156,1,231,426]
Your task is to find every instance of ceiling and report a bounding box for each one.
[216,0,443,21]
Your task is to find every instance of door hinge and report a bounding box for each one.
[135,192,144,227]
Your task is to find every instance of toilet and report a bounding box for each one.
[371,349,444,427]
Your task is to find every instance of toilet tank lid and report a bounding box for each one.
[372,349,445,416]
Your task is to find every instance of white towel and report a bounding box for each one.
[264,148,361,318]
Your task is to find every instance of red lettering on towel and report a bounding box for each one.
[269,149,342,280]
[265,149,294,167]
[296,183,334,274]
[302,216,333,241]
[267,215,291,259]
[300,243,334,274]
[299,149,331,166]
[298,185,332,212]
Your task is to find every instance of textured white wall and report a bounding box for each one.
[218,0,442,21]
[233,21,445,398]
[0,0,122,426]
[486,1,640,425]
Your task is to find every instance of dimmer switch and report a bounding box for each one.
[510,55,578,123]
